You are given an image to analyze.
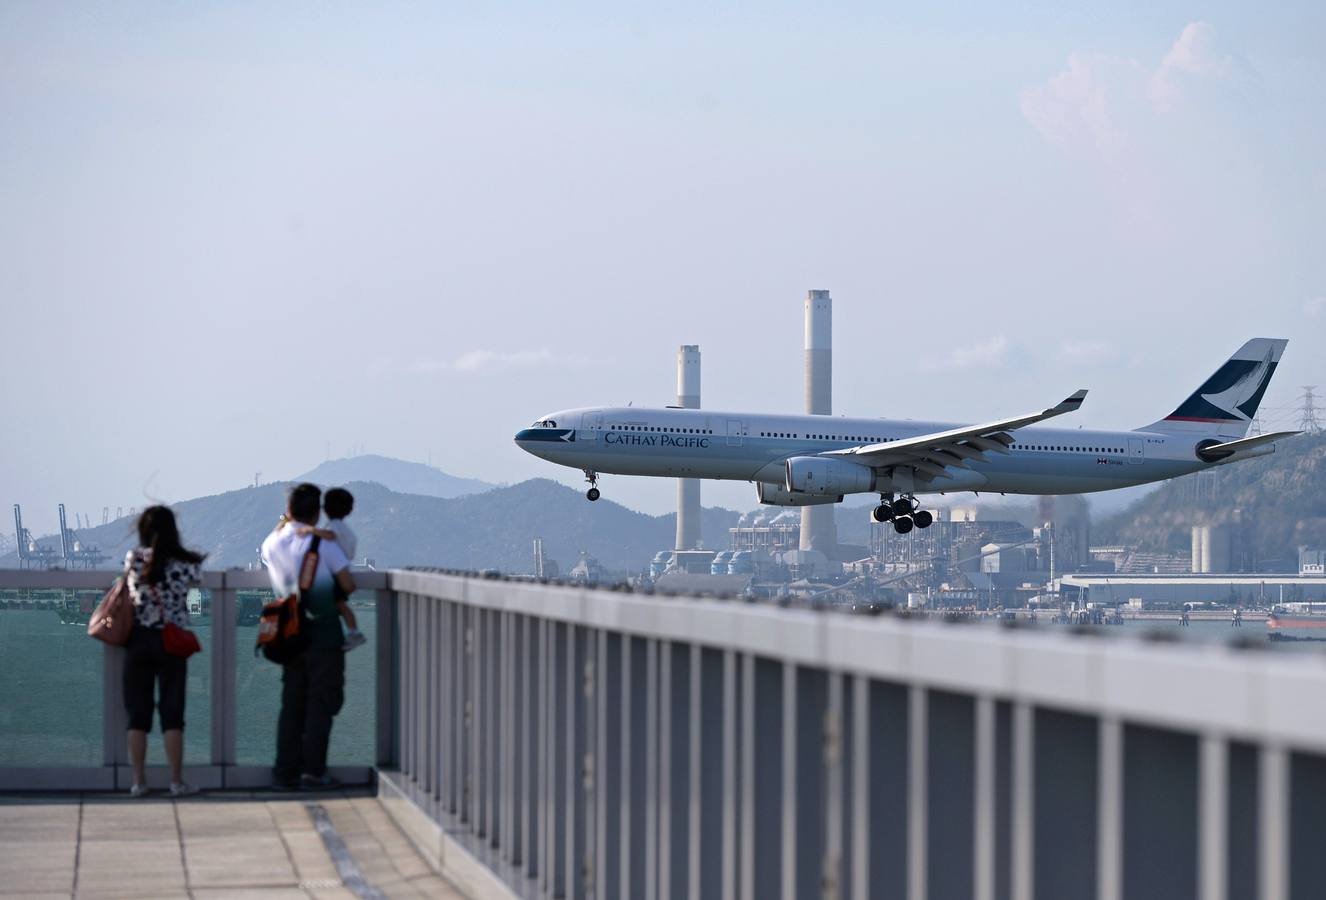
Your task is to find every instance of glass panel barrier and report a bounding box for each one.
[235,587,376,767]
[0,582,106,765]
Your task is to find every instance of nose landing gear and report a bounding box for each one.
[584,470,601,502]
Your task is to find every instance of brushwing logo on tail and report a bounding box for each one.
[1167,348,1277,423]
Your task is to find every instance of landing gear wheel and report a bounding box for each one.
[893,516,914,535]
[891,496,915,517]
[914,510,933,529]
[872,504,895,523]
[582,469,600,502]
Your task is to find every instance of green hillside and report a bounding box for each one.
[1095,432,1326,569]
[2,480,742,575]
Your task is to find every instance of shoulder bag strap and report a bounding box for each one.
[297,535,323,595]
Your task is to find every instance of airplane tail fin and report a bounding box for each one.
[1138,338,1287,437]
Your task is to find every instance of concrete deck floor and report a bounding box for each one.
[0,790,467,899]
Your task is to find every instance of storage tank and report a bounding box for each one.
[729,551,754,575]
[650,550,674,579]
[710,551,732,575]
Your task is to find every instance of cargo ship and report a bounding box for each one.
[1267,604,1326,629]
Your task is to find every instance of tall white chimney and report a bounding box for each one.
[676,345,702,550]
[801,291,838,553]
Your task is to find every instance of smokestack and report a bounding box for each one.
[676,345,702,550]
[801,291,838,553]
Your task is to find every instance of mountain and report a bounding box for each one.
[1095,432,1326,569]
[0,479,742,575]
[295,455,494,499]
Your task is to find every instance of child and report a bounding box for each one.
[299,487,366,651]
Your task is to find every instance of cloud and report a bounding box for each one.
[1020,53,1141,155]
[409,348,559,375]
[1021,22,1248,153]
[1055,340,1118,365]
[923,335,1010,371]
[1148,22,1237,112]
[1304,297,1326,319]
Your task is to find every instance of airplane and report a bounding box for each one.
[514,338,1298,534]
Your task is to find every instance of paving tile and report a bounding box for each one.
[0,803,79,842]
[0,869,72,896]
[279,831,339,882]
[408,874,468,899]
[177,803,276,839]
[307,886,358,900]
[191,889,309,899]
[265,801,314,832]
[80,803,177,841]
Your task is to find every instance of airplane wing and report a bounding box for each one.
[1197,430,1299,461]
[823,389,1088,478]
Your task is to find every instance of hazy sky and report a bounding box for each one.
[3,2,1324,533]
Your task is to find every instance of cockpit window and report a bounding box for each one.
[530,418,558,428]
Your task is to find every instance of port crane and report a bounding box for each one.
[57,503,107,569]
[13,505,60,569]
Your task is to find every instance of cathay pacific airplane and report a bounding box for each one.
[515,339,1297,534]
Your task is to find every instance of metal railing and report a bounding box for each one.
[0,568,390,791]
[9,567,1326,899]
[381,571,1326,900]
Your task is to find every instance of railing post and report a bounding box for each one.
[1199,734,1228,900]
[850,676,870,900]
[907,685,927,900]
[1259,745,1288,900]
[211,579,237,781]
[974,696,996,900]
[102,643,127,775]
[825,673,844,900]
[1012,702,1035,900]
[375,585,397,770]
[1097,717,1123,900]
[722,650,738,900]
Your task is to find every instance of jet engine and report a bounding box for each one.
[756,483,842,506]
[784,456,876,496]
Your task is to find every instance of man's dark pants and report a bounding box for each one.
[275,647,345,783]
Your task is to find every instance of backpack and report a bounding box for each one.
[256,535,321,664]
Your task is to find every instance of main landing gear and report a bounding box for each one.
[584,470,601,502]
[871,495,933,534]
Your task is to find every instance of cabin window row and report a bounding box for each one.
[609,425,713,434]
[1013,444,1124,453]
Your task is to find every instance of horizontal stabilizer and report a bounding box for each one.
[1196,430,1299,462]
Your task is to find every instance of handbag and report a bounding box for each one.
[163,622,202,658]
[87,577,133,646]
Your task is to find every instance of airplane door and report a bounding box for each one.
[726,419,744,447]
[580,413,600,441]
[1127,437,1144,464]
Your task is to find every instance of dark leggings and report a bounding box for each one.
[123,626,187,731]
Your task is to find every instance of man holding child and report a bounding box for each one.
[260,482,361,790]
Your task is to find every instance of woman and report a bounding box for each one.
[122,505,205,797]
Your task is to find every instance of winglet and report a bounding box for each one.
[1054,389,1088,414]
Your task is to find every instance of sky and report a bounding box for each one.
[2,2,1325,534]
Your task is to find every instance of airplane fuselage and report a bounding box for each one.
[515,406,1221,497]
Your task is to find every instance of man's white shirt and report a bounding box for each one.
[261,522,351,598]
